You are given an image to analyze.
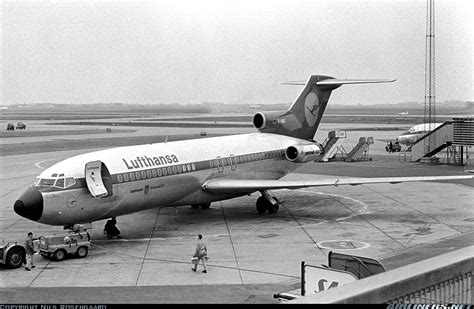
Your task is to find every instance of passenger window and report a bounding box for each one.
[147,170,152,178]
[177,165,182,173]
[172,166,177,174]
[182,164,187,172]
[117,174,123,183]
[157,168,163,176]
[167,167,173,175]
[141,171,147,179]
[162,168,168,176]
[136,172,141,180]
[130,173,135,181]
[123,173,129,182]
[152,169,157,178]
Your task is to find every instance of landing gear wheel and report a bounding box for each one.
[75,246,88,258]
[267,202,279,214]
[53,249,66,261]
[256,197,267,214]
[200,203,211,209]
[5,247,24,268]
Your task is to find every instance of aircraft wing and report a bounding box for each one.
[202,175,473,194]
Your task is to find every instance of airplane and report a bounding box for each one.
[398,111,408,117]
[13,75,473,229]
[396,122,444,145]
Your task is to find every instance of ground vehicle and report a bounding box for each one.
[385,141,401,152]
[39,231,90,261]
[0,241,26,268]
[6,123,14,131]
[16,122,26,129]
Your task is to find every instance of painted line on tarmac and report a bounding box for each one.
[89,242,299,279]
[289,189,371,227]
[34,159,56,170]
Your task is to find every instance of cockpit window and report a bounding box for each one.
[65,177,76,187]
[38,178,55,186]
[35,174,76,189]
[55,178,65,188]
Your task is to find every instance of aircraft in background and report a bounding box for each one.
[398,111,408,117]
[396,122,444,145]
[13,75,472,229]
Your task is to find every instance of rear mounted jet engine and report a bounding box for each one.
[285,144,323,163]
[253,110,303,136]
[253,111,288,131]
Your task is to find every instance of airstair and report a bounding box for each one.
[410,122,452,162]
[344,137,374,162]
[411,119,473,164]
[320,131,346,162]
[273,252,385,301]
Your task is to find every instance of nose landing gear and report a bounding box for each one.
[256,190,280,214]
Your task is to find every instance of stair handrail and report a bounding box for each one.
[411,121,453,147]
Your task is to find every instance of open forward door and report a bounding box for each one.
[85,161,112,198]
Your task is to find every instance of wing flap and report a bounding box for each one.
[202,175,473,194]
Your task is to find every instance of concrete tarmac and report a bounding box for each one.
[1,125,473,304]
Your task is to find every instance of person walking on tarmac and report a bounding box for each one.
[25,232,36,271]
[104,217,122,239]
[191,234,208,273]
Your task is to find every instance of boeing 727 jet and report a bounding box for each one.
[13,75,473,228]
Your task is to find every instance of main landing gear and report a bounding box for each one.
[256,190,280,214]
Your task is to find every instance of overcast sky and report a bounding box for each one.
[1,0,473,105]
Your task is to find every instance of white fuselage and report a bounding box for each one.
[34,133,309,225]
[396,123,443,145]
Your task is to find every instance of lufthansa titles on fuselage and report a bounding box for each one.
[122,154,179,170]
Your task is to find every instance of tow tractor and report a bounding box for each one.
[39,225,91,261]
[0,240,26,268]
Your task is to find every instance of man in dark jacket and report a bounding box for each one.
[25,232,36,271]
[104,217,122,239]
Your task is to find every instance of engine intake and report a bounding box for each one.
[252,111,287,130]
[285,144,323,163]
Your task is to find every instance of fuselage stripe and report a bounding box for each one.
[35,149,288,193]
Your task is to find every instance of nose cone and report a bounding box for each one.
[14,187,43,221]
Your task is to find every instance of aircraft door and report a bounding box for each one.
[85,161,112,198]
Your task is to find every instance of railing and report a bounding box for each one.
[411,122,454,161]
[290,246,473,304]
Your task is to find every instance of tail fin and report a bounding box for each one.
[255,75,395,140]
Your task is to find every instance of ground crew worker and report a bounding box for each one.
[191,234,207,273]
[104,217,122,239]
[24,232,36,271]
